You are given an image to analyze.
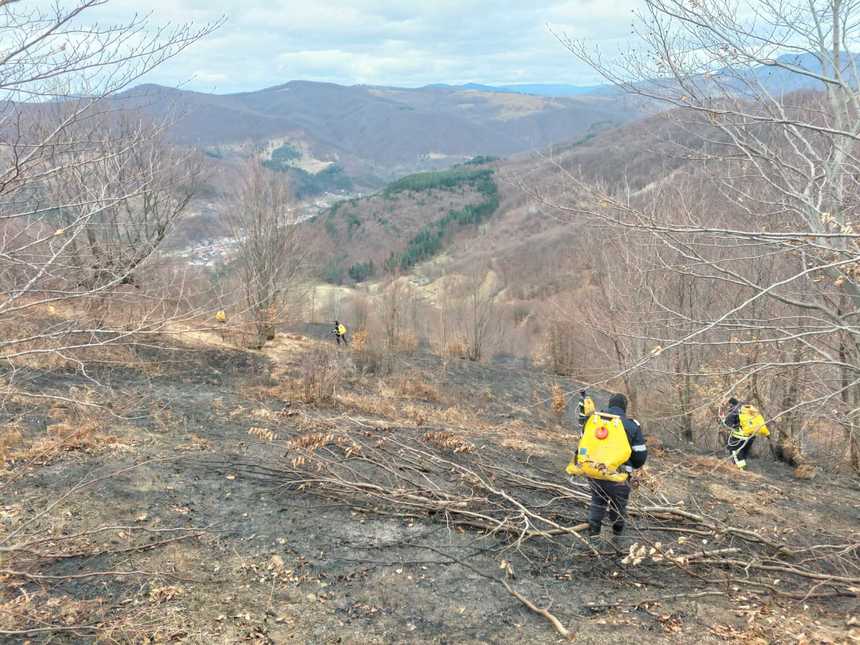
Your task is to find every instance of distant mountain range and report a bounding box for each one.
[430,52,860,98]
[720,52,860,94]
[421,82,611,97]
[119,81,645,189]
[120,53,851,194]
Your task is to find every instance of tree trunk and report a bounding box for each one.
[848,383,860,476]
[773,344,804,466]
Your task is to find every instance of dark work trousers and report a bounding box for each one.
[587,478,631,535]
[727,434,755,460]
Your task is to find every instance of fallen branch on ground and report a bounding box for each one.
[214,418,858,632]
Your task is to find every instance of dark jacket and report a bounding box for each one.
[724,403,743,430]
[604,405,648,471]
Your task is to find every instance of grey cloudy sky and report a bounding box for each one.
[86,0,640,93]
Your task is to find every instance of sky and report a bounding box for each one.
[81,0,641,94]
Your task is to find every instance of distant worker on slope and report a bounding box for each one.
[567,391,648,543]
[724,397,770,470]
[332,320,349,346]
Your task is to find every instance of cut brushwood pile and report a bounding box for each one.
[225,413,859,624]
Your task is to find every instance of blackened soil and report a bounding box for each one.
[1,336,857,644]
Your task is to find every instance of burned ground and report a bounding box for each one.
[1,333,858,643]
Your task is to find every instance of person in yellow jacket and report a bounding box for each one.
[568,392,648,540]
[332,320,348,346]
[724,397,770,470]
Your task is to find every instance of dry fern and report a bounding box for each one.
[423,431,474,454]
[248,426,277,442]
[550,384,566,417]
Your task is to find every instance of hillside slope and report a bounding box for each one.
[119,82,643,183]
[2,328,856,642]
[303,110,705,288]
[294,110,721,371]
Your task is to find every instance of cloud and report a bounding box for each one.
[71,0,641,92]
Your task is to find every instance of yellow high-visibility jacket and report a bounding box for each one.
[731,404,770,438]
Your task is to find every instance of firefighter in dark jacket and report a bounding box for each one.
[572,392,648,538]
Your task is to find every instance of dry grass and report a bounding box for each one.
[645,434,666,456]
[550,384,566,417]
[350,329,369,351]
[496,419,559,457]
[177,433,213,451]
[351,331,391,375]
[294,349,338,404]
[0,300,151,372]
[1,416,117,469]
[336,390,401,420]
[335,382,491,436]
[630,466,664,494]
[352,345,388,375]
[397,332,420,353]
[393,375,443,402]
[248,426,277,442]
[498,420,534,452]
[0,423,24,465]
[444,340,468,359]
[793,463,818,480]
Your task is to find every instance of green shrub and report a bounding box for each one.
[348,260,375,282]
[262,143,302,171]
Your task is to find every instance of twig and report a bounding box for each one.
[14,530,204,560]
[584,589,725,610]
[501,578,574,641]
[0,624,100,636]
[2,568,172,581]
[415,543,575,640]
[1,458,175,545]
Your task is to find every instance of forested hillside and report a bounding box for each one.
[304,162,500,283]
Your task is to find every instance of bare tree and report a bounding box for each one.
[43,115,201,291]
[0,2,221,637]
[0,1,220,386]
[454,269,501,362]
[551,0,860,471]
[225,162,305,348]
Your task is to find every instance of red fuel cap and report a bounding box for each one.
[595,427,609,440]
